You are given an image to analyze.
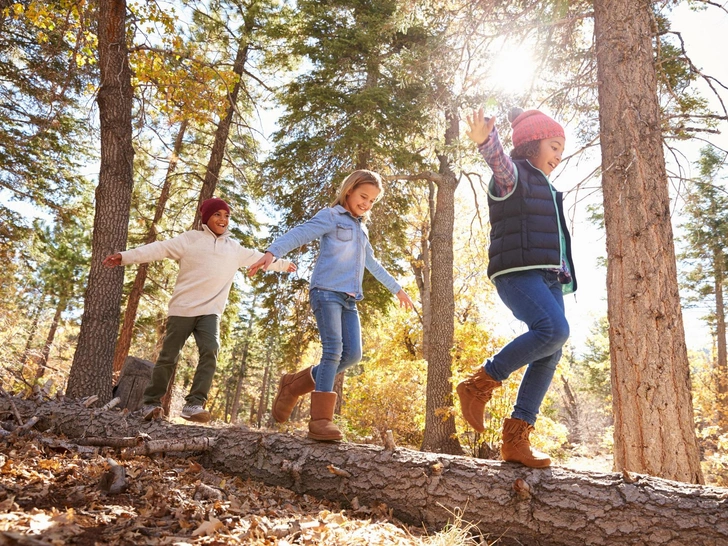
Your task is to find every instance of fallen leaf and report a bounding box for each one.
[191,516,223,537]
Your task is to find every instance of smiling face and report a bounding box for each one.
[344,183,381,218]
[530,136,565,176]
[206,209,230,236]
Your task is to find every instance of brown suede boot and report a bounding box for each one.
[501,417,551,468]
[272,366,315,423]
[308,391,343,441]
[456,367,502,432]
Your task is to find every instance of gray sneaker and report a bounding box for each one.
[140,405,164,421]
[180,404,210,423]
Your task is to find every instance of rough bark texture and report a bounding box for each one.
[112,120,187,375]
[593,0,703,483]
[113,356,154,411]
[6,398,727,546]
[420,107,462,455]
[35,297,67,379]
[66,0,134,402]
[714,249,728,405]
[191,23,252,230]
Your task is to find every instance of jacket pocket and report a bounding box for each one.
[336,224,353,242]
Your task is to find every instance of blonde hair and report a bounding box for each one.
[330,170,384,220]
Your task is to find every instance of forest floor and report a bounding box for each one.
[0,394,618,546]
[0,425,500,546]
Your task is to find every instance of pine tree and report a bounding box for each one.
[679,146,728,429]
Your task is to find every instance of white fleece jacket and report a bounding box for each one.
[120,225,292,317]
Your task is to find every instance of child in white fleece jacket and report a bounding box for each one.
[103,197,295,423]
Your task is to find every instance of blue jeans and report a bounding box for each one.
[484,270,570,425]
[309,288,363,392]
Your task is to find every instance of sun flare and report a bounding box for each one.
[488,42,537,96]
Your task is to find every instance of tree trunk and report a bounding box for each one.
[712,247,728,428]
[112,120,188,375]
[257,358,271,428]
[160,358,178,418]
[66,0,134,403]
[420,106,461,455]
[593,0,703,483]
[412,184,434,362]
[19,300,43,376]
[192,21,253,230]
[713,248,727,385]
[113,356,154,411]
[8,398,728,546]
[36,297,67,379]
[229,340,248,424]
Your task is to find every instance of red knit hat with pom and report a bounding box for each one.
[510,109,564,149]
[200,198,230,224]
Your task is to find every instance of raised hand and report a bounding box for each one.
[465,108,496,146]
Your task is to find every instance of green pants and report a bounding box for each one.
[142,314,220,406]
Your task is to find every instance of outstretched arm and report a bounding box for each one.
[466,107,515,198]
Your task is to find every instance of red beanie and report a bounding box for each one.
[200,198,230,224]
[511,109,564,149]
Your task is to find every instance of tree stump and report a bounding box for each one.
[113,356,153,411]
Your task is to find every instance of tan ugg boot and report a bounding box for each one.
[308,391,343,441]
[501,417,551,468]
[272,366,315,423]
[456,367,502,432]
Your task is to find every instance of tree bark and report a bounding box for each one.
[229,340,248,424]
[36,297,67,379]
[593,0,703,483]
[191,17,253,230]
[257,358,271,428]
[112,120,188,375]
[712,247,728,428]
[66,0,134,403]
[411,183,434,362]
[19,300,43,376]
[8,398,727,546]
[420,106,461,455]
[713,248,727,391]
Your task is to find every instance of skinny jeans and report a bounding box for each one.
[308,288,363,392]
[142,314,220,407]
[484,270,570,425]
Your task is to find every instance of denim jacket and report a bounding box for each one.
[267,205,401,301]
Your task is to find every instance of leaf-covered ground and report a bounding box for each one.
[0,432,485,546]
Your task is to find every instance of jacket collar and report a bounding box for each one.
[333,204,362,222]
[201,224,231,239]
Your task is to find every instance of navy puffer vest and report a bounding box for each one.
[487,159,576,292]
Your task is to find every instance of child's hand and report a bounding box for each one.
[103,253,122,268]
[248,252,275,276]
[466,108,496,146]
[396,289,415,311]
[287,262,297,273]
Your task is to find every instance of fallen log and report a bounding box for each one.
[2,396,727,546]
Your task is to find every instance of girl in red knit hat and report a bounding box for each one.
[103,197,296,423]
[457,107,577,468]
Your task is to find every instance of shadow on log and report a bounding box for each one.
[2,396,727,546]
